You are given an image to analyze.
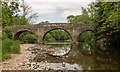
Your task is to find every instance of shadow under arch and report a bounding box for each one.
[42,28,73,42]
[77,30,94,42]
[14,30,37,41]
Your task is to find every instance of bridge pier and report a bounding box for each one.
[37,38,44,44]
[71,33,79,44]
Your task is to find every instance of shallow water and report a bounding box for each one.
[45,42,71,56]
[36,62,82,70]
[34,42,120,70]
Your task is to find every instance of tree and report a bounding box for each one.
[12,16,29,25]
[19,31,38,43]
[21,0,38,24]
[1,1,19,28]
[88,2,120,46]
[44,30,71,42]
[39,21,50,24]
[1,1,30,41]
[2,27,12,39]
[67,7,91,24]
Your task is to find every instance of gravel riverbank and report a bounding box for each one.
[1,44,82,70]
[1,44,36,70]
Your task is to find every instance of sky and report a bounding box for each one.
[23,0,95,24]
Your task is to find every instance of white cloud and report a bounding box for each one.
[24,0,95,2]
[31,3,57,14]
[61,10,82,18]
[23,0,95,23]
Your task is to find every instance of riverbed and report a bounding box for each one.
[1,42,120,70]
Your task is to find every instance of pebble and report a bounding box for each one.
[62,62,66,67]
[46,66,51,70]
[74,67,77,70]
[45,61,47,63]
[3,62,9,64]
[56,66,60,68]
[65,56,69,58]
[27,63,31,67]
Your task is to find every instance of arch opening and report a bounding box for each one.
[77,30,94,43]
[14,30,38,44]
[43,28,72,43]
[77,30,95,55]
[43,28,72,56]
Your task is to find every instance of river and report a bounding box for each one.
[31,42,120,70]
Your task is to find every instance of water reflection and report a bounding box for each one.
[77,42,93,55]
[45,42,71,56]
[77,42,120,70]
[34,42,120,70]
[36,62,82,70]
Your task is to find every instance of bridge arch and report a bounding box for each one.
[78,30,93,36]
[13,29,37,41]
[77,30,94,42]
[42,28,73,42]
[9,23,92,43]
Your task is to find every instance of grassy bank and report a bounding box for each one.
[2,38,20,61]
[0,40,2,61]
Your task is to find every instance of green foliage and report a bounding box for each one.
[0,40,2,61]
[44,30,72,42]
[39,21,50,24]
[11,40,20,54]
[2,27,12,39]
[19,32,38,43]
[77,31,96,55]
[77,43,93,55]
[2,53,11,61]
[77,31,95,43]
[0,34,2,39]
[12,16,29,25]
[67,7,91,24]
[2,38,13,53]
[2,38,21,60]
[44,33,56,42]
[1,1,30,28]
[67,1,120,46]
[1,1,32,61]
[2,38,12,60]
[88,2,120,46]
[1,1,19,28]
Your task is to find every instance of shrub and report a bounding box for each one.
[0,40,2,61]
[2,53,11,60]
[19,32,38,44]
[2,27,12,39]
[0,34,2,39]
[2,38,13,60]
[11,40,20,54]
[2,38,20,60]
[2,38,13,53]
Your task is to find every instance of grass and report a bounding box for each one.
[2,53,11,60]
[11,40,20,54]
[2,38,12,60]
[2,38,20,60]
[0,40,2,61]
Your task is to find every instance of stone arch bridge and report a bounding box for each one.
[9,23,92,43]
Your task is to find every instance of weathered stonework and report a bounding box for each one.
[9,23,92,43]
